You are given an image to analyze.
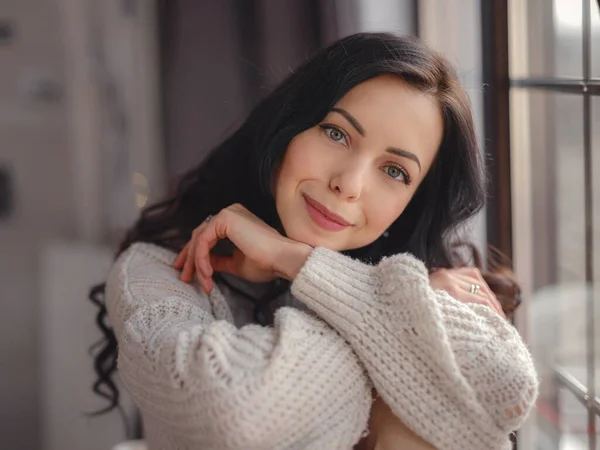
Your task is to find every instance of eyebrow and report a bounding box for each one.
[331,107,365,136]
[331,107,422,172]
[386,148,422,172]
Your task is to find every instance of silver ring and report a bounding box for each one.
[469,284,481,295]
[204,214,213,223]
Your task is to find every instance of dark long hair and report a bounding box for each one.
[90,33,489,415]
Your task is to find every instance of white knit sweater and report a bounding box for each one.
[105,242,539,450]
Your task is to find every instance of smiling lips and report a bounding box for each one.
[303,194,352,231]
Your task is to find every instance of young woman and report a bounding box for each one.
[92,33,538,450]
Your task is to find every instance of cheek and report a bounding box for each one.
[362,198,407,236]
[344,196,407,251]
[276,133,327,191]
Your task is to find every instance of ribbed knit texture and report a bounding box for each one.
[292,248,539,450]
[106,243,538,450]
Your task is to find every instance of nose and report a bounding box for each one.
[329,160,368,201]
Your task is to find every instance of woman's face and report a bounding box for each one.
[274,75,444,251]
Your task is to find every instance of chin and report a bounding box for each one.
[283,225,352,252]
[283,225,327,248]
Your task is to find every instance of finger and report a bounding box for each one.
[452,273,504,315]
[194,216,229,293]
[454,266,482,278]
[173,243,190,269]
[436,272,481,297]
[438,282,485,306]
[180,219,212,283]
[181,235,198,283]
[456,280,504,316]
[195,254,214,294]
[454,268,495,297]
[454,268,494,292]
[210,254,238,277]
[453,273,492,296]
[198,271,213,294]
[451,271,480,285]
[486,293,505,317]
[195,234,214,282]
[195,217,225,280]
[436,270,505,317]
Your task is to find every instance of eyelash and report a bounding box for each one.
[383,164,412,185]
[320,124,349,146]
[319,123,412,186]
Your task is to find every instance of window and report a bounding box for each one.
[488,0,600,449]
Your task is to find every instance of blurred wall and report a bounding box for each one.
[419,0,486,249]
[1,0,159,448]
[161,0,248,179]
[0,1,74,449]
[162,0,325,181]
[37,0,162,448]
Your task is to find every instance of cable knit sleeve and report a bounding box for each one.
[105,243,371,450]
[291,247,539,450]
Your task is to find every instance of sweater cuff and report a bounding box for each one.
[291,247,379,334]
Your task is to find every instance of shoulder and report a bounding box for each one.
[105,242,207,331]
[107,242,183,290]
[115,242,178,273]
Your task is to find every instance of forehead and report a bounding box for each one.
[336,75,435,114]
[333,76,443,173]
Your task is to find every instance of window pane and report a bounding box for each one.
[592,0,600,78]
[593,97,600,404]
[511,88,600,450]
[509,0,583,78]
[510,89,589,376]
[532,385,590,449]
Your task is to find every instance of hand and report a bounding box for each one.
[357,393,435,450]
[429,267,505,318]
[173,204,313,293]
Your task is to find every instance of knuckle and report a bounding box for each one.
[444,274,456,284]
[436,269,450,281]
[449,285,461,298]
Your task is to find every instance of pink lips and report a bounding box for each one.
[303,194,352,231]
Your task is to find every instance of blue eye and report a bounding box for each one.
[383,165,412,185]
[328,128,344,142]
[320,124,348,146]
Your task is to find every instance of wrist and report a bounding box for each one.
[277,241,313,280]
